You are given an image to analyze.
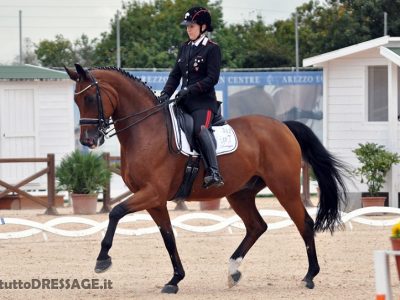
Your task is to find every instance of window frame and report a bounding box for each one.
[367,65,388,122]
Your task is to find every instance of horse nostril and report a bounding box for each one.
[81,138,93,146]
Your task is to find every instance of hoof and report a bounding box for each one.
[161,284,179,294]
[95,257,112,273]
[228,271,242,288]
[302,278,315,289]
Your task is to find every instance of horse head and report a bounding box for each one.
[64,63,117,149]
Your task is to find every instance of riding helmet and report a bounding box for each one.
[181,7,213,32]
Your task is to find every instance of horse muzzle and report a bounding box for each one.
[80,129,105,149]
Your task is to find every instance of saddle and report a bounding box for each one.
[170,104,238,156]
[174,105,226,152]
[169,103,237,200]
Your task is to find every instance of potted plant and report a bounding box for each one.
[353,142,400,207]
[56,150,111,214]
[199,198,221,210]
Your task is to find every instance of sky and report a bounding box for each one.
[0,0,310,65]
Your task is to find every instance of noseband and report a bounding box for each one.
[75,73,110,136]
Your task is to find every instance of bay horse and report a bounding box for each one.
[64,64,348,294]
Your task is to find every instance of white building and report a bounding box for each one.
[303,36,400,208]
[0,65,75,189]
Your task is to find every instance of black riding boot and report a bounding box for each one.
[197,126,224,189]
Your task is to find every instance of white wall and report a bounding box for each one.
[36,81,75,162]
[324,48,396,198]
[0,80,75,188]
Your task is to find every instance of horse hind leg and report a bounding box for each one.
[272,185,320,289]
[226,179,268,287]
[301,212,320,288]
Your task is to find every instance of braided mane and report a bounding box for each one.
[91,66,158,103]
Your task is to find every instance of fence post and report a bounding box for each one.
[45,153,58,215]
[301,161,313,207]
[374,250,392,300]
[100,152,112,213]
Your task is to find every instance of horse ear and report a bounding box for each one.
[74,63,89,81]
[64,65,78,81]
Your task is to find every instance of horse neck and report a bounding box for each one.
[112,77,156,119]
[111,76,165,150]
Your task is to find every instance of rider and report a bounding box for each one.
[158,6,224,189]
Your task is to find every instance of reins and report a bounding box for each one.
[105,98,175,138]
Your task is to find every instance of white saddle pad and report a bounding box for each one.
[169,103,238,157]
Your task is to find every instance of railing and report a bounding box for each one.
[301,161,312,206]
[1,206,399,240]
[0,154,57,215]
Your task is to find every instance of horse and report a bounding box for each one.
[64,63,348,294]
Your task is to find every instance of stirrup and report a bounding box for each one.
[203,173,224,189]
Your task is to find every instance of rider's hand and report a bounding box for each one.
[175,87,190,103]
[158,92,170,103]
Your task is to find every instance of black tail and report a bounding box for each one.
[284,121,349,233]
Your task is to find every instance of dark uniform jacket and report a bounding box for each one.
[162,36,221,114]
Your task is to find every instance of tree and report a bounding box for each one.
[31,0,400,69]
[240,18,292,68]
[289,0,400,62]
[335,0,400,38]
[23,38,39,65]
[215,17,292,68]
[93,0,223,68]
[12,38,38,65]
[213,23,247,68]
[35,34,75,67]
[35,34,96,67]
[73,34,98,66]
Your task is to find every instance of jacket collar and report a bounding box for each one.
[191,34,207,47]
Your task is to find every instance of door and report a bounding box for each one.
[0,88,38,185]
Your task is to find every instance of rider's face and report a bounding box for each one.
[186,23,203,40]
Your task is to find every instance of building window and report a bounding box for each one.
[368,65,388,121]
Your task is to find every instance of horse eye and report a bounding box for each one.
[84,95,95,103]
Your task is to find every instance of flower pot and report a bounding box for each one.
[199,198,221,210]
[391,237,400,280]
[71,193,98,214]
[361,196,386,208]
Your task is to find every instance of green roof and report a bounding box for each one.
[0,65,69,80]
[388,47,400,56]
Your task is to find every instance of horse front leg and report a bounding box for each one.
[95,202,129,272]
[95,187,162,273]
[147,206,185,294]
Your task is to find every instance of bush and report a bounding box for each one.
[56,150,111,194]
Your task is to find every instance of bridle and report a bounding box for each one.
[75,73,110,137]
[74,70,176,140]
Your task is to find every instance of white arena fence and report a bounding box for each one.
[1,206,400,240]
[374,250,400,300]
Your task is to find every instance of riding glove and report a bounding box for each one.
[158,92,170,103]
[175,87,190,103]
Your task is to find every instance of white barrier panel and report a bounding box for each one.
[374,250,400,300]
[1,206,400,240]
